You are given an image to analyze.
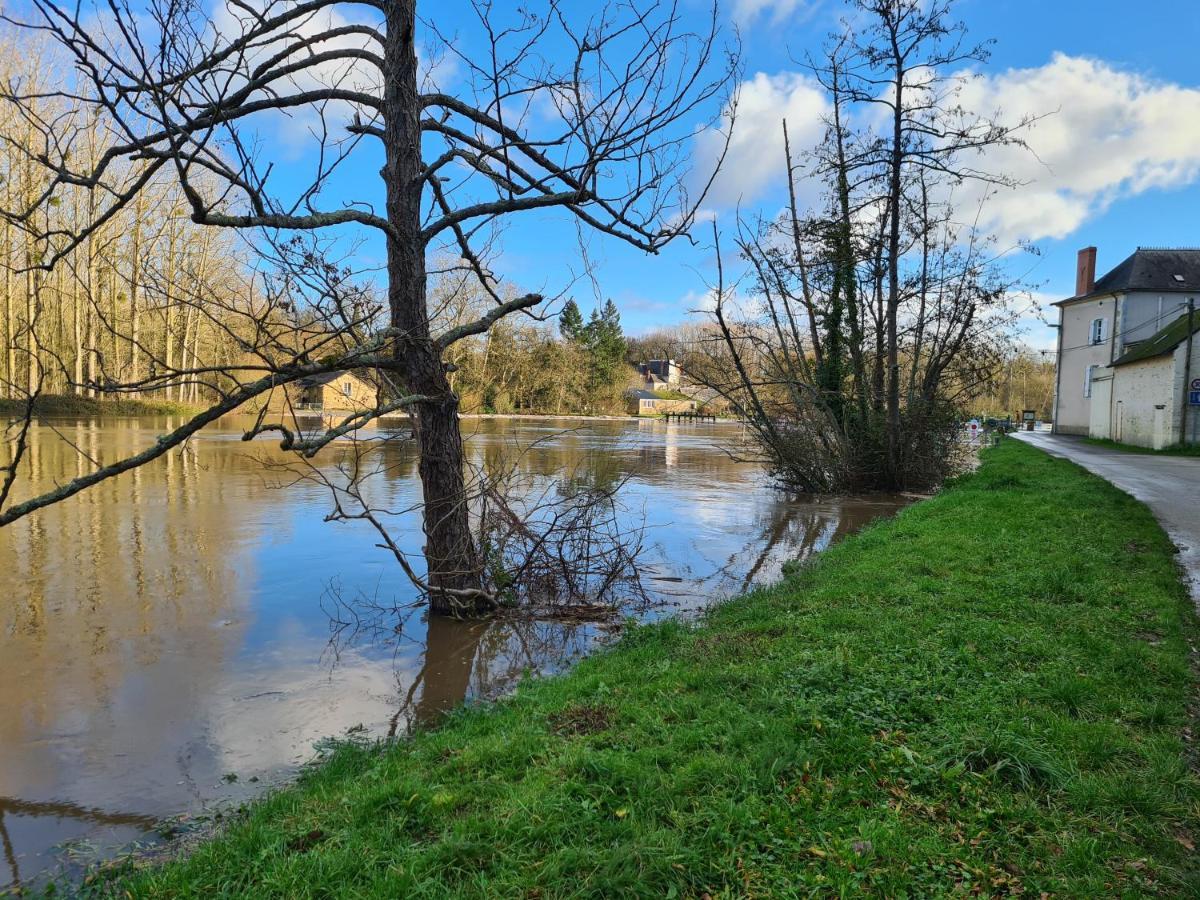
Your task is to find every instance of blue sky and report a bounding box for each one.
[255,0,1200,347]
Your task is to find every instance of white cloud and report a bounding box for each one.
[208,1,384,157]
[731,0,812,25]
[957,54,1200,243]
[694,71,829,210]
[678,287,721,315]
[696,55,1200,246]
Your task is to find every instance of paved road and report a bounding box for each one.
[1015,432,1200,605]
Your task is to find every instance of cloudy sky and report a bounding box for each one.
[260,0,1200,348]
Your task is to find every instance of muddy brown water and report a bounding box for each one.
[0,417,907,890]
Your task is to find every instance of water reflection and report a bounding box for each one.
[0,417,907,890]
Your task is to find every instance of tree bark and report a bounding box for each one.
[885,58,904,487]
[383,0,483,615]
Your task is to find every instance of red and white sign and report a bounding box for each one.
[1191,377,1200,392]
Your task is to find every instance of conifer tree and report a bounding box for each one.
[559,300,584,343]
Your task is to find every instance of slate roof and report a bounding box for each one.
[627,389,658,401]
[1065,248,1200,303]
[1112,312,1200,367]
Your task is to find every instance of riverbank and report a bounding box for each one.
[0,395,201,417]
[102,440,1199,897]
[0,399,733,425]
[461,412,736,423]
[461,412,641,422]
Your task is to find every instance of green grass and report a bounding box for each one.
[1083,437,1200,457]
[105,440,1198,897]
[0,394,202,417]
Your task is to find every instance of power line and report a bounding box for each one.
[1055,302,1189,355]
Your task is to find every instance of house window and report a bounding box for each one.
[1089,317,1107,345]
[1084,364,1098,398]
[343,380,353,398]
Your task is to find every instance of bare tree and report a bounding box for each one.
[833,0,1031,483]
[674,0,1035,491]
[0,0,736,613]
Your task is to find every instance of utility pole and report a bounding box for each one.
[1183,298,1196,446]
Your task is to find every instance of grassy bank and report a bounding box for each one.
[0,394,201,417]
[111,440,1198,897]
[1084,437,1200,458]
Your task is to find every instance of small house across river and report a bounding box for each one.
[627,389,697,417]
[254,369,382,425]
[292,370,377,412]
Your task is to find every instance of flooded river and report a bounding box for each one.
[0,417,906,889]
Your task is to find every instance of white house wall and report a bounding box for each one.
[1117,291,1192,352]
[1055,295,1117,435]
[1104,356,1175,448]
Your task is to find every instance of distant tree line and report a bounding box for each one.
[970,350,1055,421]
[439,285,634,416]
[0,35,268,406]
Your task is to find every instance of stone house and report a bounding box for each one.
[290,370,378,412]
[1053,247,1200,446]
[1086,315,1200,448]
[627,389,696,417]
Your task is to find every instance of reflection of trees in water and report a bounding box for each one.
[727,495,909,593]
[329,430,906,739]
[370,502,894,737]
[328,575,600,741]
[2,417,906,891]
[0,796,159,889]
[460,421,755,490]
[0,420,245,768]
[734,499,844,592]
[468,426,629,487]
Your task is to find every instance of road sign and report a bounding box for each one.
[1192,377,1200,392]
[1190,390,1200,406]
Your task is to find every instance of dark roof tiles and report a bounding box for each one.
[1112,312,1200,367]
[1090,248,1200,297]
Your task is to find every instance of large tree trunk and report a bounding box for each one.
[884,69,904,489]
[383,0,484,616]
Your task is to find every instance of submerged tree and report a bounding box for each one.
[0,0,736,613]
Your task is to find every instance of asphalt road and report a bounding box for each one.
[1015,432,1200,605]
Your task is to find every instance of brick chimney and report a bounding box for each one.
[1075,246,1097,297]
